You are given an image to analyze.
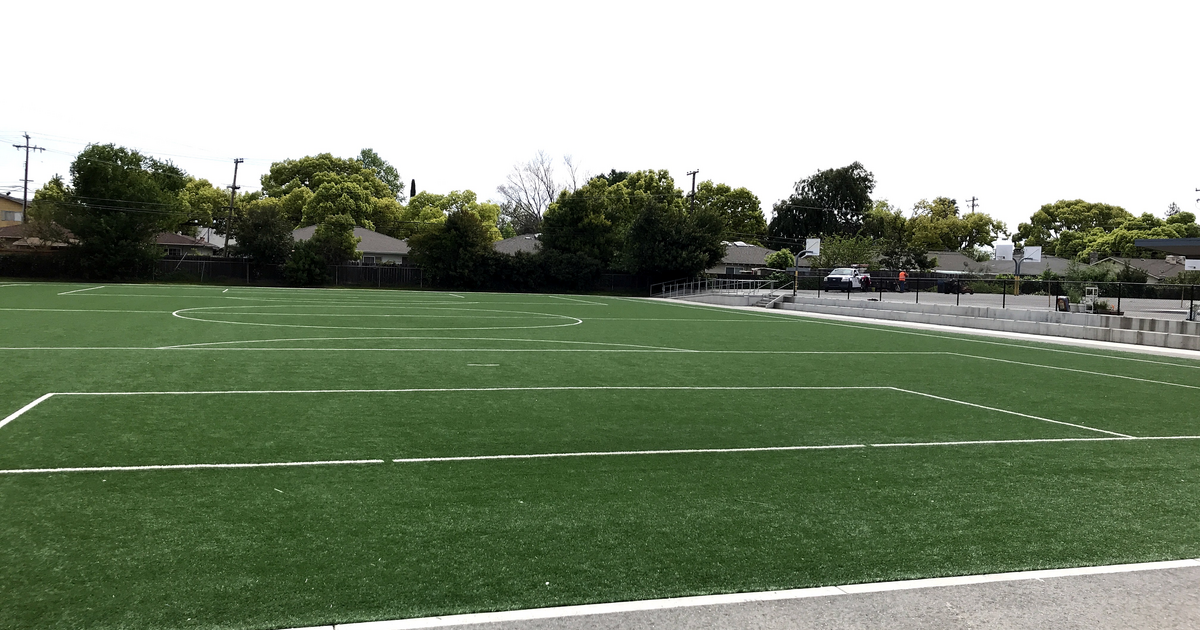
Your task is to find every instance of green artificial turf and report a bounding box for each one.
[1,281,1199,629]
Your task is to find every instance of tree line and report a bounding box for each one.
[16,144,1199,288]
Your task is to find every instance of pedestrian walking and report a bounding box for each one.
[898,270,907,293]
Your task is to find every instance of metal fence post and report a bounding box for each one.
[915,279,919,303]
[1190,285,1196,321]
[1002,278,1006,308]
[1117,282,1122,314]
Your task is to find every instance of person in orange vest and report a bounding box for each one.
[898,270,908,293]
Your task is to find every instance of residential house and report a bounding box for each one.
[706,241,779,275]
[0,223,74,250]
[1,193,26,227]
[292,225,411,265]
[1088,256,1190,283]
[157,233,220,257]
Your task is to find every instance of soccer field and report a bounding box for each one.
[2,281,1199,629]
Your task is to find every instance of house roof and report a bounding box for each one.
[156,232,219,250]
[1134,238,1200,257]
[1091,257,1188,280]
[719,242,777,266]
[0,223,26,239]
[0,193,24,209]
[292,225,410,256]
[493,234,541,255]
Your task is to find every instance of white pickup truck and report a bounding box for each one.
[822,267,870,291]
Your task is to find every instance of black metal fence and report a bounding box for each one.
[153,257,425,288]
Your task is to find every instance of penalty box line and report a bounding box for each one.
[0,386,1128,438]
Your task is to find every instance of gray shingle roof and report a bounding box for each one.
[493,234,541,255]
[293,226,410,256]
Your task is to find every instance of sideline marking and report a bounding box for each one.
[57,285,105,295]
[0,459,385,475]
[284,558,1200,630]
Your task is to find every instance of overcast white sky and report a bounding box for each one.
[4,1,1198,238]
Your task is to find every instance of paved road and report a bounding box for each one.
[453,565,1200,630]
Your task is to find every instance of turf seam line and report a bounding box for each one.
[887,387,1132,437]
[308,558,1200,630]
[0,459,386,474]
[392,444,867,463]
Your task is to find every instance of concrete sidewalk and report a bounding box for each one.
[447,564,1200,630]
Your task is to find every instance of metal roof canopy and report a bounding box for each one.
[1134,238,1200,256]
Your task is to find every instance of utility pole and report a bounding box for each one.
[687,169,699,212]
[965,196,979,213]
[222,158,244,257]
[11,133,45,224]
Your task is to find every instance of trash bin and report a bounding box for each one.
[937,279,947,294]
[1055,296,1070,312]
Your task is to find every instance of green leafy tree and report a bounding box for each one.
[541,176,632,268]
[1017,199,1200,260]
[764,248,794,269]
[769,162,875,242]
[358,148,405,201]
[862,200,934,270]
[177,178,228,237]
[908,197,1007,252]
[41,144,188,278]
[308,213,361,264]
[1015,200,1132,253]
[233,198,295,264]
[260,153,402,235]
[399,190,502,241]
[408,208,496,287]
[694,181,766,244]
[806,234,876,268]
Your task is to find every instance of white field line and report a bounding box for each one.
[56,285,106,295]
[0,385,1126,442]
[299,558,1200,630]
[7,436,1200,475]
[546,294,609,306]
[52,386,893,397]
[393,444,867,463]
[947,352,1200,391]
[0,308,172,314]
[171,306,585,332]
[0,393,55,430]
[156,336,696,352]
[890,388,1132,437]
[0,459,385,475]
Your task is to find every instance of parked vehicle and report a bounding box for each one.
[823,267,869,291]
